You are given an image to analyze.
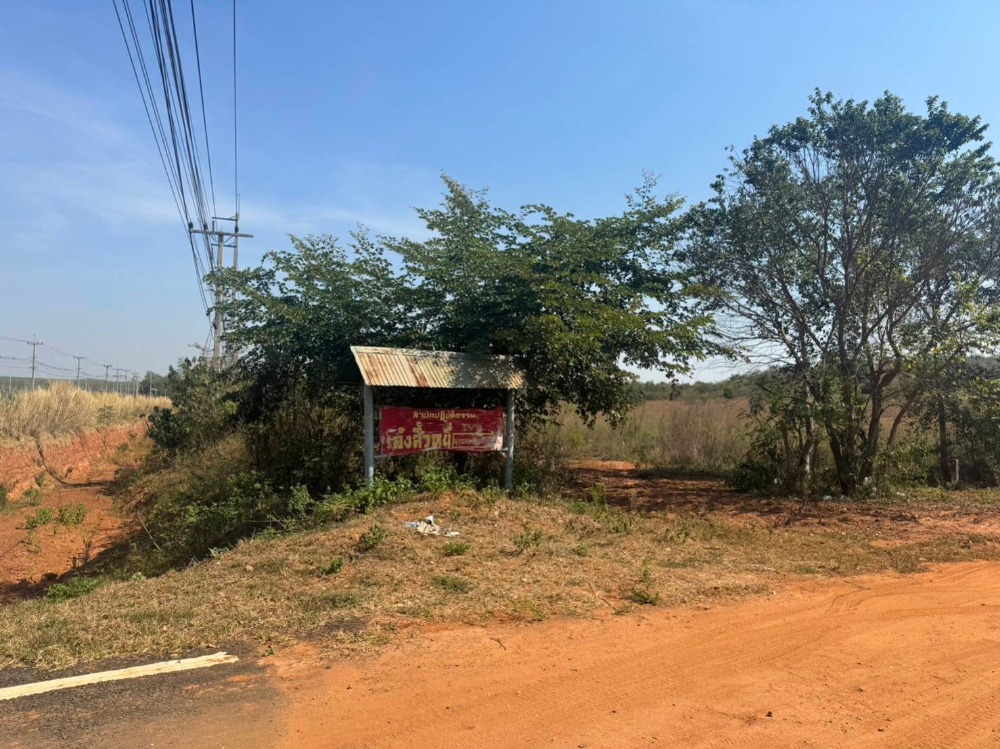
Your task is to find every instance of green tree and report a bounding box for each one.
[692,91,1000,495]
[213,176,721,426]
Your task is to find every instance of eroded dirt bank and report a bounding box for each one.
[0,426,139,599]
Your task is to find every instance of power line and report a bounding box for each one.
[190,0,216,216]
[232,0,238,208]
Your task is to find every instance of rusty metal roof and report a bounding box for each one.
[350,346,524,390]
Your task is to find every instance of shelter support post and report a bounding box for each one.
[364,384,375,486]
[504,389,515,490]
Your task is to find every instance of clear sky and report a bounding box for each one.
[2,0,999,382]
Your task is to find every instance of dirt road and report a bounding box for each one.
[5,562,1000,747]
[276,561,1000,748]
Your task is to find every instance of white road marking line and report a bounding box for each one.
[0,651,240,702]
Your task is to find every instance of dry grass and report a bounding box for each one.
[0,384,169,444]
[552,399,749,474]
[1,484,998,671]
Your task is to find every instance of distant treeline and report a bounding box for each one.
[632,373,759,402]
[635,358,1000,403]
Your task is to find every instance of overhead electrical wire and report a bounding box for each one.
[111,0,238,317]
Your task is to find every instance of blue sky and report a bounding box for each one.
[2,0,999,381]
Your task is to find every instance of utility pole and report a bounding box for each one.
[190,212,252,372]
[114,369,122,395]
[104,364,112,393]
[28,336,42,392]
[73,353,84,389]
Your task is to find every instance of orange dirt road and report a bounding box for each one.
[276,561,1000,749]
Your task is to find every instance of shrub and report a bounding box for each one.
[25,507,54,529]
[57,504,87,526]
[419,464,473,494]
[513,524,543,553]
[319,556,345,575]
[443,541,470,557]
[45,576,102,602]
[357,524,388,552]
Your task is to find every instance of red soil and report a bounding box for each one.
[0,426,138,600]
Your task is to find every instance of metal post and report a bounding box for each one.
[214,232,225,371]
[29,336,41,391]
[363,384,375,486]
[504,389,516,490]
[74,353,83,389]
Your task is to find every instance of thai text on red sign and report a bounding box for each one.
[379,406,504,456]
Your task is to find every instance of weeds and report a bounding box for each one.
[57,504,88,526]
[25,507,54,529]
[626,564,661,605]
[443,541,470,557]
[432,574,471,594]
[513,524,543,553]
[46,577,103,603]
[358,524,388,553]
[320,556,345,575]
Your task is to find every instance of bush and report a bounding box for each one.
[443,541,470,557]
[57,504,88,526]
[357,524,388,552]
[319,556,345,575]
[25,507,54,529]
[513,524,543,553]
[45,577,103,602]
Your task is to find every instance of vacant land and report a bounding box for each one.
[2,449,1000,673]
[0,385,168,445]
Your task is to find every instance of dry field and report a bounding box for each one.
[0,384,169,445]
[553,398,749,473]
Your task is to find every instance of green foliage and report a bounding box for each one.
[315,477,415,524]
[57,504,87,527]
[627,565,660,605]
[148,359,237,452]
[25,507,54,529]
[431,574,471,593]
[357,524,388,553]
[319,556,345,575]
[45,577,102,602]
[418,464,473,494]
[213,175,720,428]
[513,524,543,552]
[0,485,8,511]
[693,91,1000,495]
[21,487,41,506]
[443,541,470,557]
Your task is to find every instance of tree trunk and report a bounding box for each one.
[937,397,950,485]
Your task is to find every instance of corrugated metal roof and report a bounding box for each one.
[350,346,525,389]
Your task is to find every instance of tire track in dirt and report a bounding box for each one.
[272,561,1000,748]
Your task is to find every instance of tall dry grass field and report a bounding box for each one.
[0,383,170,443]
[552,398,749,474]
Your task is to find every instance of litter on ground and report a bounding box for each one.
[405,515,460,537]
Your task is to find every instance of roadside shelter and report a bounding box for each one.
[350,346,525,489]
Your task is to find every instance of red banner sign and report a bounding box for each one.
[379,407,505,456]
